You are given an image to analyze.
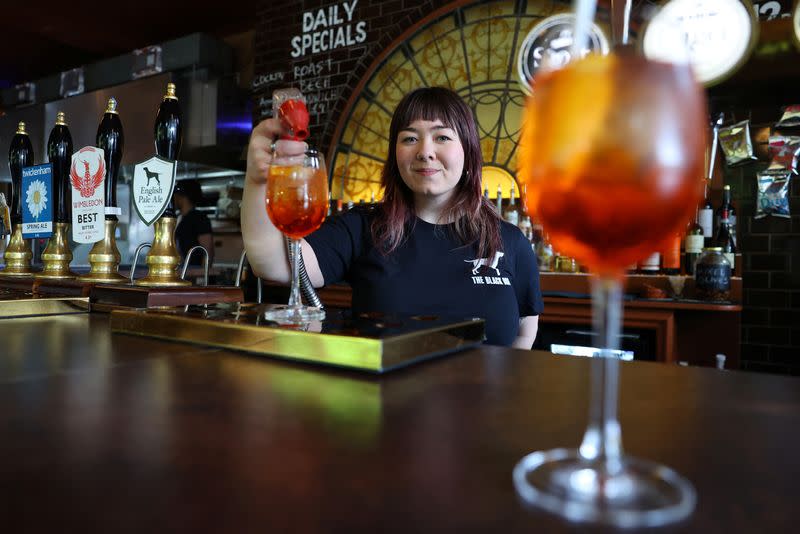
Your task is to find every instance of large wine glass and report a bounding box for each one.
[513,16,707,530]
[264,148,328,324]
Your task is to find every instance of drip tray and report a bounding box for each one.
[0,288,90,319]
[110,304,485,373]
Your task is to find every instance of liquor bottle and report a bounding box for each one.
[96,97,124,221]
[714,185,737,247]
[520,183,529,217]
[535,234,554,271]
[48,111,74,223]
[518,215,532,242]
[698,180,713,246]
[638,252,660,274]
[531,215,544,246]
[496,184,503,213]
[8,122,34,226]
[503,185,520,226]
[684,209,704,275]
[154,82,182,217]
[660,233,681,275]
[714,208,736,269]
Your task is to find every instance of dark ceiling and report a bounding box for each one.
[0,1,258,88]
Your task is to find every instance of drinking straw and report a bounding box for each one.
[613,0,632,45]
[570,0,598,58]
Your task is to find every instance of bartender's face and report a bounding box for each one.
[396,119,464,202]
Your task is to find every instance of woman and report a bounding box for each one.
[174,179,214,267]
[242,87,542,348]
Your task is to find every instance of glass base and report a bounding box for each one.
[263,305,325,324]
[513,448,696,528]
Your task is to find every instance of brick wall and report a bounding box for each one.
[709,78,800,375]
[727,151,800,375]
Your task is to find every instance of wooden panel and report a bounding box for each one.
[541,297,676,362]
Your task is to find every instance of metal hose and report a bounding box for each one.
[286,236,323,309]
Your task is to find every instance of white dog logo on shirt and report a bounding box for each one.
[465,251,505,276]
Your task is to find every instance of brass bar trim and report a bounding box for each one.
[109,309,484,373]
[0,296,90,319]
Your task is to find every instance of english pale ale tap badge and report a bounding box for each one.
[70,146,105,244]
[132,82,189,287]
[131,155,176,226]
[516,13,609,95]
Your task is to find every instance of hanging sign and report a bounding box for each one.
[517,13,610,95]
[70,146,106,244]
[131,155,176,225]
[21,164,53,239]
[642,0,758,86]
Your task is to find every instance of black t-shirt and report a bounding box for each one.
[176,208,212,265]
[305,208,544,346]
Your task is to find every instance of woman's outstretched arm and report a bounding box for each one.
[240,118,324,286]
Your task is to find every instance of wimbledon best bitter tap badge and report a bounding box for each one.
[131,156,176,225]
[21,163,54,239]
[70,146,106,244]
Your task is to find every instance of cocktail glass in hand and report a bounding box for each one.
[513,26,707,530]
[263,148,328,324]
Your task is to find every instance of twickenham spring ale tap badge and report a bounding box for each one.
[131,155,176,226]
[21,163,54,239]
[70,146,106,244]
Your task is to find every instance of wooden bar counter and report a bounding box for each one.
[0,314,797,532]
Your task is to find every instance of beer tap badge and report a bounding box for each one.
[70,146,106,244]
[21,163,54,239]
[131,155,176,225]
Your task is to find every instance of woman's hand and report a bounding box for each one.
[245,118,307,185]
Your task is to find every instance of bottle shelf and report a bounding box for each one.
[539,271,742,304]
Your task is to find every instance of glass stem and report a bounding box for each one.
[579,276,623,474]
[288,238,302,308]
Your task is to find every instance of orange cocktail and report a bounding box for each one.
[266,165,328,239]
[519,53,706,277]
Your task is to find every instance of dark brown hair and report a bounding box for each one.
[372,87,502,260]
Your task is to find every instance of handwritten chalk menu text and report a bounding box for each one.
[291,0,366,57]
[253,0,369,129]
